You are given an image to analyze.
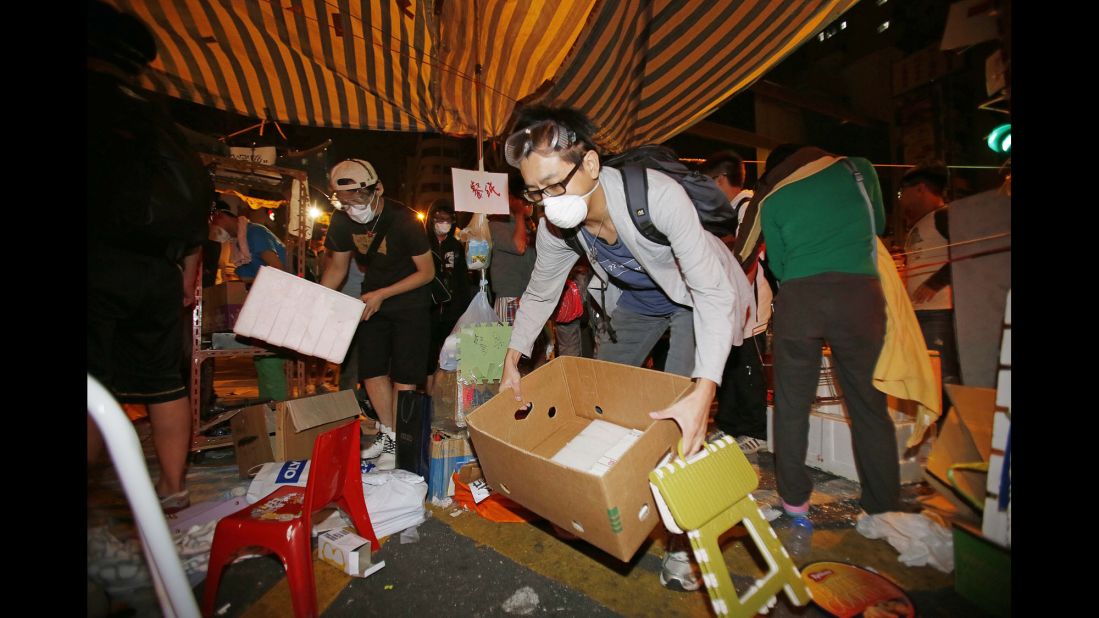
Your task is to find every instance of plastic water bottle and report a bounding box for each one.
[781,516,813,560]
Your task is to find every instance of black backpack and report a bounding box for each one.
[561,145,737,253]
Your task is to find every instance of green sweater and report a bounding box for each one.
[761,157,885,282]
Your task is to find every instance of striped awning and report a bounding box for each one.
[108,0,856,149]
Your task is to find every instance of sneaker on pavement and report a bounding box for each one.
[659,550,701,592]
[736,435,768,455]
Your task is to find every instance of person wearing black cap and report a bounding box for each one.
[87,1,213,513]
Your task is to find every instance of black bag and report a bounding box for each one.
[395,391,433,477]
[605,144,739,245]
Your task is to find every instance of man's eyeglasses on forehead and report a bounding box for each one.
[504,119,578,167]
[519,160,584,204]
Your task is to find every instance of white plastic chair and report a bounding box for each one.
[87,375,201,618]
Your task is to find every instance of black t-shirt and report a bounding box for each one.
[325,199,432,309]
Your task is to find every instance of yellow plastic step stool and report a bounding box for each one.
[649,435,812,616]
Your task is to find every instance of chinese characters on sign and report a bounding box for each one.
[452,168,509,214]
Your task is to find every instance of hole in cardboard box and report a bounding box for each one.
[638,504,650,521]
[547,406,557,418]
[571,520,585,533]
[514,403,533,420]
[594,405,604,415]
[499,483,511,494]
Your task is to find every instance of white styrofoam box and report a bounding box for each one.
[234,266,366,363]
[766,405,932,484]
[550,419,642,476]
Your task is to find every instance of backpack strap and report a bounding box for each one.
[838,158,877,267]
[622,165,669,246]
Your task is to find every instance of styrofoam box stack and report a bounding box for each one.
[766,404,933,484]
[233,266,366,363]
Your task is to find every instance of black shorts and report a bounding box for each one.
[88,246,188,404]
[357,303,431,385]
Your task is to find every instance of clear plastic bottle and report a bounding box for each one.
[781,516,813,560]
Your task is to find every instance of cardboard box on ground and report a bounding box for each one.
[202,281,247,333]
[467,356,690,562]
[230,390,361,478]
[318,527,385,578]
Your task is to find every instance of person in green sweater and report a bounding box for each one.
[750,144,899,524]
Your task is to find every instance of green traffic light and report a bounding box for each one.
[987,123,1011,153]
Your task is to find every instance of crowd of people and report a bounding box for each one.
[88,0,967,598]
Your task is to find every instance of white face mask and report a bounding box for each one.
[346,192,379,224]
[210,227,231,242]
[541,180,600,229]
[434,222,453,236]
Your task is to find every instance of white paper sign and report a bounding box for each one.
[229,146,277,165]
[451,168,509,214]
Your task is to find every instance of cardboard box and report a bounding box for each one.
[318,527,385,578]
[230,390,360,478]
[428,428,475,501]
[466,356,690,562]
[925,385,996,518]
[202,281,248,333]
[233,266,365,363]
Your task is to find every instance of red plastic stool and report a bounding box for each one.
[202,419,378,617]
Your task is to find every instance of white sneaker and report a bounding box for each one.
[659,550,701,592]
[736,435,768,455]
[361,424,392,459]
[369,431,397,471]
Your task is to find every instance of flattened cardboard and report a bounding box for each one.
[467,356,690,562]
[926,385,996,511]
[231,390,360,477]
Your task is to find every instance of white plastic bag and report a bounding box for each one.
[855,511,954,573]
[438,285,501,371]
[361,469,428,538]
[246,460,310,503]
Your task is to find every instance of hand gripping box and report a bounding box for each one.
[233,266,366,363]
[466,356,691,562]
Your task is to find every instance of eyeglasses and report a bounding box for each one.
[519,160,584,204]
[504,119,578,167]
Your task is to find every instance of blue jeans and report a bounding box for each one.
[595,305,695,377]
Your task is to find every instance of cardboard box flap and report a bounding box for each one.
[926,385,996,513]
[280,390,360,433]
[944,384,996,461]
